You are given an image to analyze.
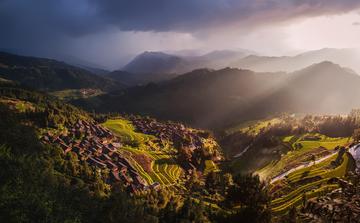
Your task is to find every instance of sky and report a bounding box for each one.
[1,0,360,69]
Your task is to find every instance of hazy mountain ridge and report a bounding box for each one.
[121,50,249,74]
[75,61,360,129]
[230,48,360,73]
[0,51,124,91]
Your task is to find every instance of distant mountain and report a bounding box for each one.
[230,48,360,73]
[75,61,360,129]
[123,51,188,74]
[0,52,124,91]
[239,61,360,118]
[105,70,178,86]
[119,50,249,85]
[74,68,287,128]
[78,65,109,76]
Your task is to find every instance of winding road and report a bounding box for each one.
[270,143,360,184]
[233,144,251,158]
[270,151,338,184]
[349,143,360,172]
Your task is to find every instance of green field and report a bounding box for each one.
[204,160,219,175]
[256,134,351,180]
[226,118,282,135]
[270,152,351,215]
[103,119,157,147]
[50,88,104,101]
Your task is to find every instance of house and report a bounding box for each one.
[117,162,128,174]
[73,146,84,155]
[100,154,112,161]
[88,157,107,169]
[111,170,121,181]
[106,160,118,171]
[127,184,139,193]
[150,182,161,190]
[119,172,132,185]
[103,146,117,154]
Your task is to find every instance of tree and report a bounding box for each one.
[205,171,219,190]
[310,154,316,165]
[353,128,360,142]
[226,174,271,223]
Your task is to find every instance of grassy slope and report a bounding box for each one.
[226,118,281,135]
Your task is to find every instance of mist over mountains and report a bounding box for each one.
[2,48,360,130]
[75,61,360,129]
[120,48,360,75]
[98,47,360,86]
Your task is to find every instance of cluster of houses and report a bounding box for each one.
[42,120,160,192]
[129,116,205,150]
[302,179,360,222]
[129,116,223,173]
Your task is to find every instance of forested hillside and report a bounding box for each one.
[75,62,360,130]
[0,52,124,92]
[0,82,271,222]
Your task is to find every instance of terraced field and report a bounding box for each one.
[103,119,156,146]
[204,160,219,175]
[270,151,351,215]
[0,98,35,112]
[122,147,183,187]
[103,119,184,187]
[257,134,351,180]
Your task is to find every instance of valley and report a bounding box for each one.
[2,51,360,222]
[4,2,360,222]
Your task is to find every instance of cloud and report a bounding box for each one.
[1,0,360,68]
[2,0,360,37]
[90,0,360,32]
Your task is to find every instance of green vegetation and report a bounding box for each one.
[0,98,35,112]
[103,119,183,187]
[103,119,156,147]
[50,88,104,101]
[257,133,351,180]
[204,160,219,175]
[0,51,123,91]
[270,152,351,215]
[103,119,184,187]
[226,118,282,135]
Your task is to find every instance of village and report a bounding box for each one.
[42,120,160,193]
[128,116,222,171]
[301,177,360,222]
[129,116,210,150]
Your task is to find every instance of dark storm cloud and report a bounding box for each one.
[1,0,360,67]
[2,0,360,38]
[90,0,360,32]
